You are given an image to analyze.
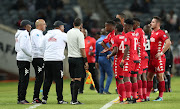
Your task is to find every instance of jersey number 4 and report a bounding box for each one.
[119,41,125,53]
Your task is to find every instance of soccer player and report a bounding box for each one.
[120,19,139,103]
[106,24,125,103]
[133,18,149,102]
[15,20,32,104]
[147,16,171,101]
[41,21,68,104]
[30,19,47,103]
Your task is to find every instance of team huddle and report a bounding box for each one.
[101,13,171,103]
[15,12,171,105]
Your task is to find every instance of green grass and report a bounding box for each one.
[0,77,180,109]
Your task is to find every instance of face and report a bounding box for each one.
[150,18,159,29]
[60,25,65,32]
[26,24,32,32]
[124,23,128,33]
[40,21,47,31]
[81,28,87,38]
[105,23,112,32]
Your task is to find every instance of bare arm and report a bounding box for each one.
[107,47,118,59]
[80,48,89,70]
[101,41,109,49]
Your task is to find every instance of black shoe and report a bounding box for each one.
[104,92,111,94]
[32,98,42,104]
[17,100,31,104]
[130,98,137,103]
[70,101,83,105]
[58,100,68,104]
[41,99,47,104]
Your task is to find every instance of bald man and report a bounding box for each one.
[30,19,47,104]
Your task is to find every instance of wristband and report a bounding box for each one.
[83,57,88,63]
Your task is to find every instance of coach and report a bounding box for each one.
[15,20,32,104]
[30,19,47,103]
[41,21,68,104]
[67,18,89,105]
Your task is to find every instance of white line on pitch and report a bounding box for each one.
[100,97,119,109]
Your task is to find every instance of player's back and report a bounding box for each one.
[112,34,125,59]
[124,31,139,61]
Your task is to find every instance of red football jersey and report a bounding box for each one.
[85,36,96,63]
[124,31,139,61]
[111,34,125,59]
[135,28,148,59]
[103,30,115,44]
[150,29,168,59]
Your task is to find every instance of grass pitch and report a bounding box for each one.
[0,77,180,109]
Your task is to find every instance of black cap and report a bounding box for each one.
[53,21,66,27]
[20,20,33,27]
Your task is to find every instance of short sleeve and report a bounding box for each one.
[78,32,85,48]
[103,33,110,44]
[160,31,168,42]
[111,37,118,48]
[124,34,130,46]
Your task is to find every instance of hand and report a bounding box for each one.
[119,60,124,68]
[101,48,110,53]
[95,62,99,69]
[155,52,163,59]
[84,62,89,70]
[89,52,94,56]
[106,55,111,59]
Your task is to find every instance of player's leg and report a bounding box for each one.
[137,72,143,100]
[42,61,53,104]
[117,78,125,103]
[89,63,99,92]
[142,72,147,100]
[147,72,155,99]
[32,58,44,102]
[17,61,30,104]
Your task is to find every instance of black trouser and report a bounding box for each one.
[17,61,30,101]
[32,58,44,99]
[89,63,99,92]
[42,61,64,101]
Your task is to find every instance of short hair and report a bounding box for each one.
[116,24,123,32]
[74,18,82,26]
[105,20,116,26]
[124,19,134,25]
[113,18,121,23]
[153,16,162,23]
[117,13,126,19]
[133,17,140,22]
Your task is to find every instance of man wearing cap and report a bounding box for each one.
[30,19,47,103]
[15,20,32,104]
[40,21,68,104]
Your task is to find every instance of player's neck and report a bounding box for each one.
[153,27,160,32]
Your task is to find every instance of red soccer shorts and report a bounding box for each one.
[114,57,124,80]
[139,57,149,74]
[123,60,139,77]
[148,57,166,74]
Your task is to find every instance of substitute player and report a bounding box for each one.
[106,24,126,103]
[147,16,171,101]
[133,18,149,102]
[120,19,139,103]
